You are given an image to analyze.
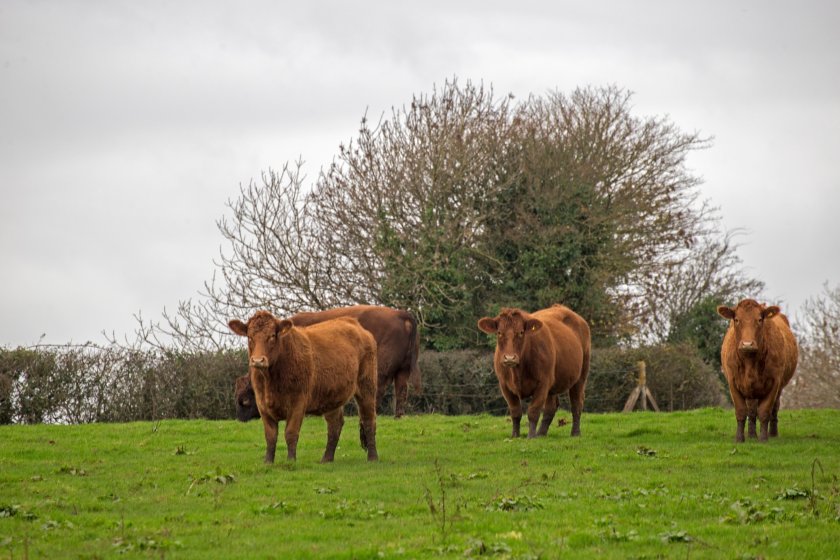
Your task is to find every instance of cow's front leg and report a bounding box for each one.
[526,389,549,439]
[284,405,306,461]
[747,399,758,439]
[756,388,780,443]
[261,416,279,464]
[499,384,523,438]
[537,394,559,437]
[729,386,748,443]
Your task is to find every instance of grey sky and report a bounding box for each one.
[1,1,838,347]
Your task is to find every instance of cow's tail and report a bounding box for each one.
[405,312,422,394]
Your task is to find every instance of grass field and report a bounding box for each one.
[1,408,839,559]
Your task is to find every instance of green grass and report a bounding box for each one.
[1,408,839,559]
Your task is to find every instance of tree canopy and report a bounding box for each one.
[135,80,760,351]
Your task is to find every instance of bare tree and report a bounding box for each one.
[784,283,840,408]
[637,228,765,344]
[127,161,335,351]
[130,80,755,351]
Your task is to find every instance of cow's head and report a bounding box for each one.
[228,310,293,371]
[233,375,260,422]
[717,299,780,356]
[477,308,543,367]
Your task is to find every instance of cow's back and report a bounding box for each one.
[293,306,416,377]
[532,305,589,392]
[302,318,376,412]
[769,313,798,388]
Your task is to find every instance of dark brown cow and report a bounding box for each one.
[477,304,591,438]
[235,305,420,420]
[229,311,379,464]
[717,299,798,442]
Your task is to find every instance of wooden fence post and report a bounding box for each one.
[622,360,660,413]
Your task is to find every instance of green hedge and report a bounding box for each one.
[1,342,725,424]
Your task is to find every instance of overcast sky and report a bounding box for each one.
[1,1,838,347]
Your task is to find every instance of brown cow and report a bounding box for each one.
[717,299,798,442]
[235,305,420,420]
[229,311,379,464]
[477,304,591,439]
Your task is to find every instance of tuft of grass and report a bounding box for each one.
[0,409,839,558]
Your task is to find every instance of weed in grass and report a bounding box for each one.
[173,444,195,456]
[112,534,183,554]
[423,458,449,541]
[721,498,787,525]
[56,465,87,476]
[463,537,512,557]
[486,495,544,512]
[660,529,692,543]
[774,485,811,500]
[185,468,236,495]
[255,500,296,515]
[635,445,657,457]
[595,516,639,543]
[40,518,75,531]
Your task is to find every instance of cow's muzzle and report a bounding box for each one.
[250,355,269,369]
[502,354,520,367]
[738,341,758,354]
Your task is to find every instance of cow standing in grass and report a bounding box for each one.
[229,311,379,463]
[478,304,591,439]
[235,306,420,419]
[717,299,798,442]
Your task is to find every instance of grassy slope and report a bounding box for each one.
[1,408,839,559]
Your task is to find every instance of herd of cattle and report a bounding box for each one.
[228,299,798,464]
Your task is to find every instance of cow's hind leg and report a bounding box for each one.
[375,373,390,416]
[747,399,758,439]
[769,394,782,437]
[356,395,378,461]
[393,370,410,418]
[356,358,379,461]
[568,378,586,437]
[537,393,559,437]
[321,408,345,463]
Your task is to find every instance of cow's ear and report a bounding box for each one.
[277,319,293,336]
[525,318,543,333]
[477,317,498,334]
[761,306,781,320]
[229,319,248,336]
[716,306,735,320]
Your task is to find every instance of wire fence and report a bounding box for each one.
[0,342,727,425]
